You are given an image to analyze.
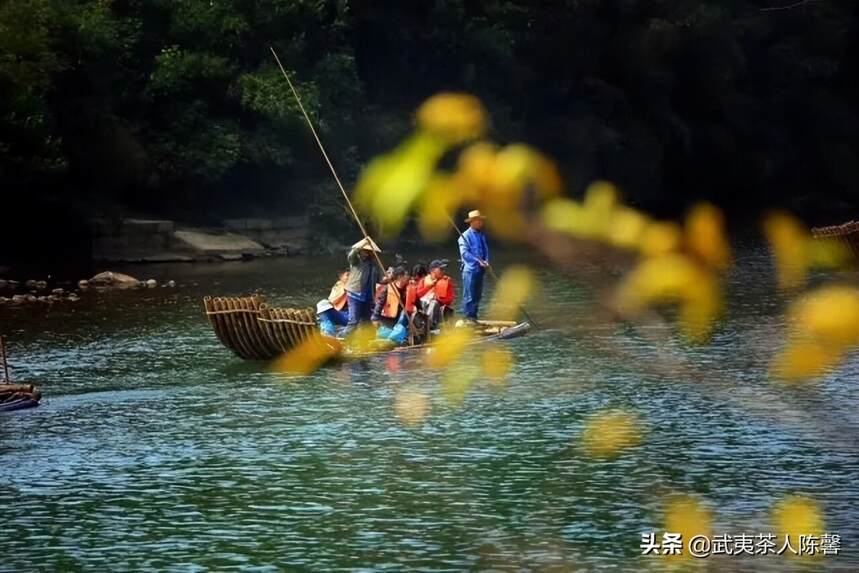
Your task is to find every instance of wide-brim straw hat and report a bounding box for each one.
[464,209,486,223]
[351,237,382,252]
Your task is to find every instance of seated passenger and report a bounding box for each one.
[317,299,348,337]
[327,269,350,324]
[420,259,456,331]
[372,266,411,345]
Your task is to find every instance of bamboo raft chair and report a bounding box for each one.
[203,296,322,360]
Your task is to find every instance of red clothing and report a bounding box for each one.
[421,275,455,306]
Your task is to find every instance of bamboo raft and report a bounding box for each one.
[0,337,41,412]
[811,220,859,257]
[204,295,530,361]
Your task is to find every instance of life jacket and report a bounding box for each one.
[420,275,453,305]
[328,280,348,310]
[405,282,418,313]
[381,283,404,319]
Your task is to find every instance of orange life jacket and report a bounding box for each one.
[382,283,404,319]
[328,280,348,310]
[421,275,454,305]
[405,283,418,313]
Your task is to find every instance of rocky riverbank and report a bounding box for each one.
[91,217,308,264]
[0,272,177,306]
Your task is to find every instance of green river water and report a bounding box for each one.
[1,247,857,572]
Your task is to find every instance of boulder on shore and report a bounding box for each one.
[88,271,141,289]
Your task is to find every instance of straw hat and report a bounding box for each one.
[464,210,486,223]
[351,237,382,252]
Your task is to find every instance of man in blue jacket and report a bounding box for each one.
[457,210,490,322]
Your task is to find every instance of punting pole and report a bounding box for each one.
[269,47,391,281]
[446,215,538,327]
[0,336,10,383]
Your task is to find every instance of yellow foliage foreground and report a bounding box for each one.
[580,409,642,458]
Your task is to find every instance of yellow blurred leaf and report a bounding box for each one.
[685,203,731,270]
[607,207,651,250]
[354,132,447,237]
[640,221,683,258]
[394,390,430,427]
[416,92,487,144]
[790,285,859,348]
[344,323,382,355]
[664,494,713,559]
[426,328,474,369]
[417,176,462,242]
[616,254,722,342]
[771,341,843,383]
[272,334,342,375]
[762,211,850,290]
[442,362,481,405]
[773,495,825,557]
[541,198,583,235]
[487,266,535,322]
[763,211,808,289]
[580,409,642,458]
[481,346,514,384]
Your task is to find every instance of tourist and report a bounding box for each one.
[327,269,350,323]
[372,266,411,345]
[316,299,347,337]
[420,259,455,331]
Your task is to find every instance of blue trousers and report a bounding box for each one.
[460,269,485,319]
[342,292,371,336]
[331,308,349,326]
[319,309,350,337]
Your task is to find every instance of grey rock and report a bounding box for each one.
[35,281,48,290]
[25,280,38,289]
[88,271,141,289]
[145,279,157,288]
[52,288,64,295]
[78,279,90,289]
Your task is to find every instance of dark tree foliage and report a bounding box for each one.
[0,0,857,231]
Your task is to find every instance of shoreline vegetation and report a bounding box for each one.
[1,2,857,267]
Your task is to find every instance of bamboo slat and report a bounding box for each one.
[202,296,320,360]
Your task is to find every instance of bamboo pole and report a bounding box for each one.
[270,49,388,273]
[269,47,404,311]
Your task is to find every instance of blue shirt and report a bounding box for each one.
[458,228,489,273]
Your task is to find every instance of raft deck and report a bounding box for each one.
[204,295,530,361]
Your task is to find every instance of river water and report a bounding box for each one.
[1,247,857,571]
